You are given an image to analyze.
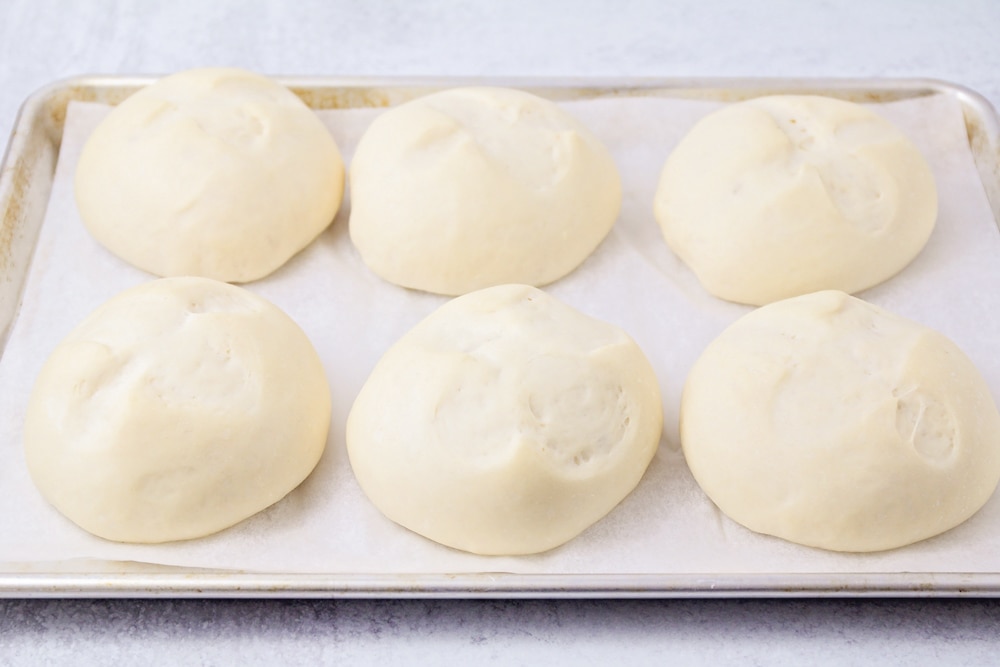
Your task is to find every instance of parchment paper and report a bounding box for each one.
[1,92,999,575]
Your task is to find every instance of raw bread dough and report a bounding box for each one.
[75,68,344,283]
[348,87,621,295]
[346,284,663,555]
[681,290,1000,552]
[24,277,332,543]
[654,95,938,305]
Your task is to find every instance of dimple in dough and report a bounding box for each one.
[681,290,1000,552]
[654,95,938,305]
[348,87,622,295]
[346,284,663,555]
[24,277,332,543]
[75,67,345,283]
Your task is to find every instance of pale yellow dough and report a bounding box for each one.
[654,95,938,305]
[348,87,622,295]
[75,68,344,283]
[24,277,332,543]
[346,284,663,555]
[681,290,1000,552]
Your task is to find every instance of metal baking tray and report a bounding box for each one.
[1,76,999,598]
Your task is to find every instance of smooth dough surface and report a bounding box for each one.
[654,95,938,305]
[75,67,344,283]
[681,290,1000,552]
[348,87,622,295]
[346,284,663,555]
[24,277,332,543]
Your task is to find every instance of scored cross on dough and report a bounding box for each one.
[348,87,621,296]
[654,95,938,305]
[24,277,332,543]
[346,284,663,555]
[75,68,345,283]
[680,290,1000,552]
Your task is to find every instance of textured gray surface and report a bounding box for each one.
[2,598,1000,664]
[1,0,999,140]
[3,0,1000,663]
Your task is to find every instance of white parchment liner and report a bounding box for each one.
[1,93,999,576]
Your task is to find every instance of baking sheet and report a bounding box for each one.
[1,78,999,596]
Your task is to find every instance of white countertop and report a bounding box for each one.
[2,0,1000,663]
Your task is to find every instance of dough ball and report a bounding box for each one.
[346,284,662,555]
[681,290,1000,552]
[75,68,345,283]
[24,277,332,543]
[654,95,938,305]
[348,87,621,295]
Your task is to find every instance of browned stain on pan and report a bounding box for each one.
[289,86,395,109]
[0,156,28,276]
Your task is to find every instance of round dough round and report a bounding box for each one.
[681,290,1000,552]
[348,87,622,295]
[24,277,332,543]
[654,95,938,306]
[75,67,345,283]
[346,284,663,555]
